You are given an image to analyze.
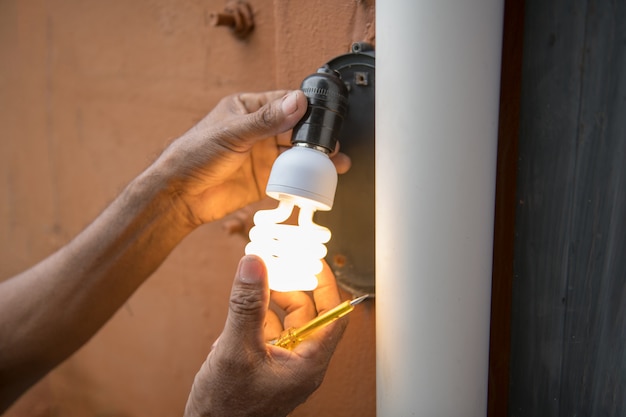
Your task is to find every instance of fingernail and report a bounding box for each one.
[238,255,265,284]
[281,91,299,115]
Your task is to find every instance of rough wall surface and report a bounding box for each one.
[0,1,375,416]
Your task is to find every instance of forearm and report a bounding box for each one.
[0,90,312,412]
[0,164,195,410]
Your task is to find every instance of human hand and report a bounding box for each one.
[152,90,350,227]
[183,255,347,417]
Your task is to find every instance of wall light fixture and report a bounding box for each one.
[246,44,375,293]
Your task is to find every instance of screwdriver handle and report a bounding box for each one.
[270,300,354,350]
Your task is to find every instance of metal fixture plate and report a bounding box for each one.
[316,43,375,297]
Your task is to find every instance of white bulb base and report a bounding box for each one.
[266,146,337,211]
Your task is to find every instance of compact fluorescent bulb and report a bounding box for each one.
[245,66,348,292]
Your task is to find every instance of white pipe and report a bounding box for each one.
[376,1,504,416]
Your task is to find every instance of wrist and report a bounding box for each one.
[144,132,219,228]
[129,162,199,236]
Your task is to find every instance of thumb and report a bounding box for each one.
[230,90,308,142]
[219,255,269,351]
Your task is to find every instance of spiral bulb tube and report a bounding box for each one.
[245,200,331,292]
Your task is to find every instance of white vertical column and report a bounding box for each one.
[376,1,504,416]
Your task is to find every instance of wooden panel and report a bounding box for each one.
[559,0,626,414]
[510,0,626,415]
[510,0,586,414]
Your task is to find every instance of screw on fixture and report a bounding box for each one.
[354,71,369,86]
[333,253,347,268]
[351,42,374,53]
[209,0,254,39]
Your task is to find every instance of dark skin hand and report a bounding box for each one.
[160,91,350,225]
[0,90,350,413]
[184,256,347,417]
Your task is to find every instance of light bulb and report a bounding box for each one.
[245,200,331,291]
[245,144,338,291]
[245,65,349,292]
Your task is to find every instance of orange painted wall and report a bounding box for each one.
[0,1,375,416]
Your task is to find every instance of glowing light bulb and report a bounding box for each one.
[245,65,349,292]
[245,145,337,292]
[245,200,331,291]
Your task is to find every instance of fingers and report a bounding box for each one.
[295,261,347,355]
[234,90,352,174]
[328,142,351,173]
[271,291,317,330]
[269,261,347,355]
[312,260,343,314]
[238,90,289,113]
[263,308,283,341]
[270,260,344,325]
[226,90,308,144]
[330,152,351,174]
[218,255,270,352]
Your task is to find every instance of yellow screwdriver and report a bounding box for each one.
[269,294,369,350]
